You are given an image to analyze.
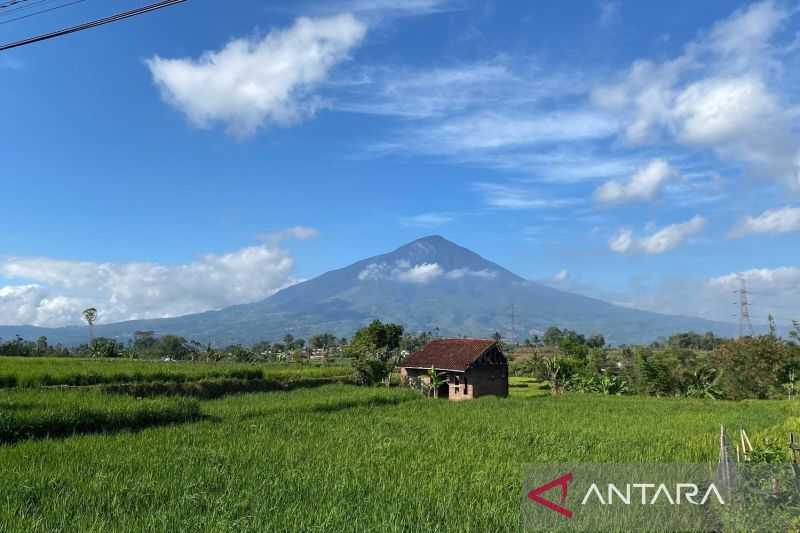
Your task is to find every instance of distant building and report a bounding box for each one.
[398,339,508,400]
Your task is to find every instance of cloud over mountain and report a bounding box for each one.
[0,229,317,327]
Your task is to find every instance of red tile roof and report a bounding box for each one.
[399,339,496,371]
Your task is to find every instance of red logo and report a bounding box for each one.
[527,472,573,519]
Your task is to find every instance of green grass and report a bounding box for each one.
[508,376,550,398]
[0,357,350,388]
[0,389,202,444]
[0,383,797,532]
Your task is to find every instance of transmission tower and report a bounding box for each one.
[734,275,754,338]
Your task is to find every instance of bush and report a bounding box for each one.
[712,336,798,400]
[352,358,390,386]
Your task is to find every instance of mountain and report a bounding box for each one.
[0,236,737,345]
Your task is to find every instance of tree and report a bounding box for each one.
[543,327,563,346]
[348,320,405,387]
[350,320,404,360]
[35,336,48,355]
[158,335,193,360]
[712,335,796,399]
[283,334,296,350]
[82,307,98,344]
[537,355,573,395]
[309,333,337,350]
[225,344,253,362]
[400,331,433,353]
[90,337,122,359]
[587,333,606,349]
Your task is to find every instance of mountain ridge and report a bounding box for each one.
[0,236,738,345]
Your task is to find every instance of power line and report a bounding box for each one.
[0,0,60,17]
[0,0,36,9]
[0,0,186,52]
[0,0,87,26]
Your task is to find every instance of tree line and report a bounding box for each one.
[511,322,800,400]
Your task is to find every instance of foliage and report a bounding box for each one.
[712,335,799,400]
[351,357,391,386]
[346,320,405,387]
[399,331,434,353]
[0,385,795,531]
[650,331,726,351]
[309,333,339,350]
[509,357,538,377]
[684,367,722,400]
[427,366,447,398]
[349,320,403,359]
[88,337,123,359]
[568,373,628,395]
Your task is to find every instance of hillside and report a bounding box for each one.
[0,236,738,345]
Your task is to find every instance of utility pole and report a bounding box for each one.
[733,274,754,339]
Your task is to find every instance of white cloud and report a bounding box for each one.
[395,110,617,154]
[445,268,497,280]
[357,260,495,284]
[261,225,320,242]
[609,229,634,253]
[730,206,800,237]
[401,213,453,227]
[346,58,628,181]
[609,216,706,255]
[395,262,443,283]
[0,229,318,327]
[308,0,454,20]
[710,267,800,294]
[338,61,521,118]
[552,269,569,282]
[592,1,800,190]
[562,266,800,329]
[595,159,676,204]
[706,267,800,324]
[473,183,584,210]
[147,14,366,137]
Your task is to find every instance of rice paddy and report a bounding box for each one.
[0,358,797,531]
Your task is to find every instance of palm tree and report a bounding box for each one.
[82,307,98,346]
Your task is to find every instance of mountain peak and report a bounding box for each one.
[385,235,521,281]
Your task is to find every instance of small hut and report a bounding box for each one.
[398,339,508,400]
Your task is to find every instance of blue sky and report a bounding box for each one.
[1,0,799,328]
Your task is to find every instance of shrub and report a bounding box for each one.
[351,358,391,386]
[712,336,798,400]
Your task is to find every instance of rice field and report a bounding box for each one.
[0,357,350,388]
[0,361,797,532]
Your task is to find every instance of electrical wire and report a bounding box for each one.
[0,0,186,52]
[0,0,87,25]
[0,0,34,9]
[0,0,61,19]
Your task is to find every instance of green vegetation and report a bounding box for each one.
[0,324,798,530]
[0,389,201,444]
[0,357,350,389]
[0,382,797,531]
[510,327,800,400]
